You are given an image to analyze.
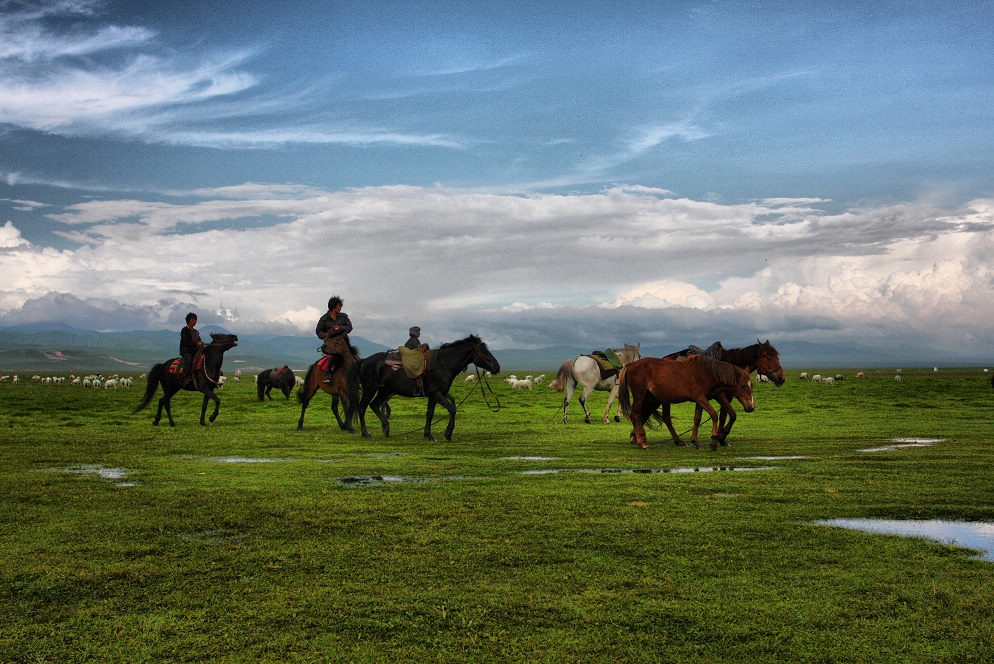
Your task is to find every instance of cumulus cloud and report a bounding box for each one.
[1,185,993,355]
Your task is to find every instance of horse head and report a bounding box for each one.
[621,343,641,364]
[734,366,756,413]
[469,335,501,375]
[209,333,238,350]
[756,339,785,386]
[321,334,350,356]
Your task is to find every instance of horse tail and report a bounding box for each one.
[256,370,268,401]
[617,365,632,419]
[553,359,574,393]
[132,364,162,413]
[297,364,319,404]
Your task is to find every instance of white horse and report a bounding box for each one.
[554,344,641,424]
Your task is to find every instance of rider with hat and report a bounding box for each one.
[179,312,203,383]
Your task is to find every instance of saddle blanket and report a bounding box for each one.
[317,355,331,372]
[168,356,203,375]
[385,345,430,379]
[589,349,623,371]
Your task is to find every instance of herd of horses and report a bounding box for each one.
[132,331,785,450]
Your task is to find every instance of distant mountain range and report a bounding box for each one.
[0,323,985,372]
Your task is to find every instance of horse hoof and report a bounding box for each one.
[692,441,702,450]
[639,442,649,450]
[614,415,621,423]
[584,418,591,424]
[674,439,685,447]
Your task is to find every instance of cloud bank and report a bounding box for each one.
[2,185,993,355]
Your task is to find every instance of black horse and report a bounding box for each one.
[133,333,238,426]
[346,334,500,441]
[257,365,295,401]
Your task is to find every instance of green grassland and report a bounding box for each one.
[1,367,993,662]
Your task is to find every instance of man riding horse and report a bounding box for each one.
[315,296,356,382]
[179,312,203,386]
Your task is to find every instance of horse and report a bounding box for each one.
[664,339,784,444]
[256,365,295,400]
[133,333,239,426]
[296,334,360,432]
[346,334,500,441]
[554,344,641,424]
[617,355,755,450]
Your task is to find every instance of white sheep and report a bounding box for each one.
[894,375,902,382]
[799,372,808,380]
[464,374,477,383]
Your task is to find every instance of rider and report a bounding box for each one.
[404,326,422,350]
[179,312,203,384]
[315,296,353,382]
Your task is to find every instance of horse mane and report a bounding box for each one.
[438,334,482,349]
[692,355,744,385]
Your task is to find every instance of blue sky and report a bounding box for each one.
[1,0,993,356]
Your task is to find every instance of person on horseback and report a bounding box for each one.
[179,312,203,385]
[404,326,422,350]
[316,296,354,382]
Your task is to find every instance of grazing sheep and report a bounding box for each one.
[510,378,533,390]
[824,376,835,385]
[856,371,865,379]
[12,375,19,384]
[533,374,545,384]
[812,374,823,382]
[464,374,477,383]
[103,379,118,389]
[799,372,809,380]
[894,375,902,382]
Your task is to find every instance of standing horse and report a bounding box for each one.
[618,355,755,450]
[664,339,784,444]
[554,344,641,424]
[257,365,295,400]
[346,335,500,441]
[296,334,359,432]
[133,333,238,426]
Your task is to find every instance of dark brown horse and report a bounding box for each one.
[617,355,755,450]
[296,334,359,431]
[133,333,239,426]
[664,339,784,444]
[257,365,295,400]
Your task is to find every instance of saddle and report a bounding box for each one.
[385,344,431,379]
[168,354,203,375]
[587,349,623,380]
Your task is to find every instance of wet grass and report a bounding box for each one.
[1,367,993,662]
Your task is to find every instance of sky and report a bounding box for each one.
[1,0,994,356]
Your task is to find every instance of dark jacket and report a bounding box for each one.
[180,326,202,356]
[315,312,353,339]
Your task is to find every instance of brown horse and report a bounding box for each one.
[664,339,783,444]
[296,334,358,432]
[617,355,755,450]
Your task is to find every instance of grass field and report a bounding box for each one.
[2,367,993,662]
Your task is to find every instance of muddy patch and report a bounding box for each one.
[736,456,812,460]
[335,475,472,487]
[207,456,294,463]
[814,518,994,562]
[520,466,779,476]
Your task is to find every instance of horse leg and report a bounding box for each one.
[203,389,221,424]
[423,396,438,441]
[689,405,704,450]
[694,399,723,451]
[714,395,736,446]
[153,396,166,426]
[658,403,684,447]
[370,391,391,437]
[578,384,595,424]
[296,382,314,431]
[603,383,617,424]
[562,378,576,424]
[628,392,649,449]
[437,392,458,441]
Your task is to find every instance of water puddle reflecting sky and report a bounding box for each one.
[520,466,779,475]
[858,438,946,452]
[815,518,994,562]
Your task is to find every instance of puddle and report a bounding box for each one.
[334,475,472,487]
[207,457,293,463]
[815,518,994,562]
[501,456,562,461]
[520,466,778,476]
[736,456,812,460]
[47,464,136,487]
[858,439,944,452]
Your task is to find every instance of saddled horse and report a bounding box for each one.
[664,339,784,444]
[133,333,239,426]
[296,334,359,432]
[617,355,755,450]
[346,334,500,441]
[554,344,641,424]
[257,365,295,401]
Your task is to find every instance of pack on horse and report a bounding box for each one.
[346,334,500,441]
[664,339,784,445]
[257,365,295,401]
[133,333,239,426]
[617,355,755,450]
[554,344,641,424]
[296,334,360,432]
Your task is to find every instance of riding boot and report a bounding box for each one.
[323,360,336,383]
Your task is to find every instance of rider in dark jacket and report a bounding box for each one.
[179,312,203,382]
[316,296,353,381]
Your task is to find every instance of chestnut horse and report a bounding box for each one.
[617,355,755,450]
[296,334,358,432]
[664,340,783,444]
